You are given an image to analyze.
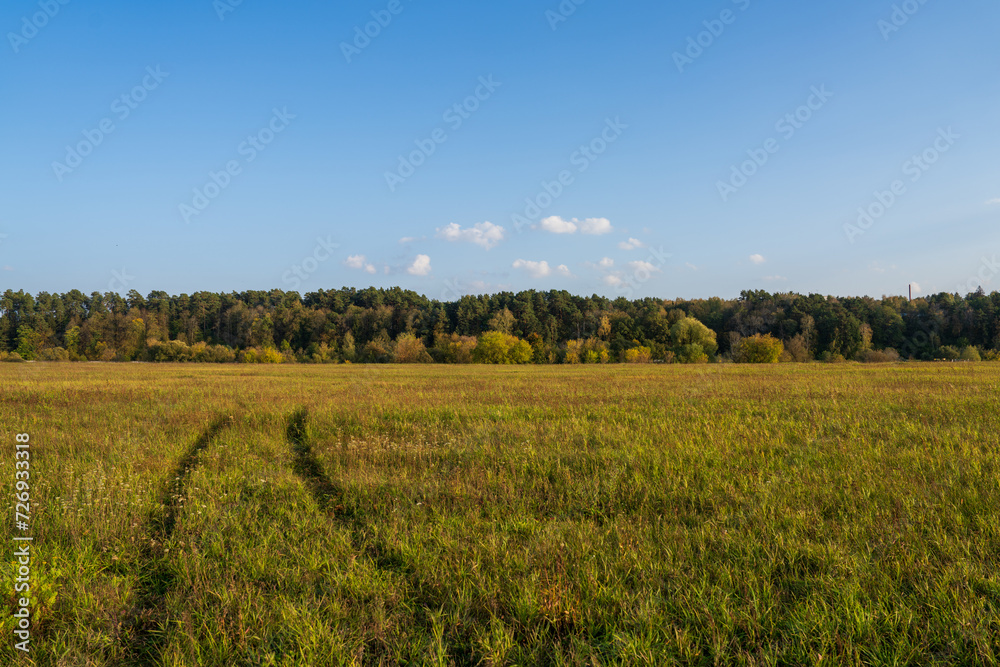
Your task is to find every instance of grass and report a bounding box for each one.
[1,362,998,665]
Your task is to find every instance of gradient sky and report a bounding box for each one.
[2,0,999,301]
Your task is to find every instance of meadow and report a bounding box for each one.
[1,362,998,666]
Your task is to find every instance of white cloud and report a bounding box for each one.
[2,266,12,272]
[749,254,766,265]
[399,236,416,244]
[685,262,698,271]
[436,221,505,250]
[584,257,615,271]
[627,260,661,274]
[539,216,578,234]
[407,255,432,276]
[593,257,660,289]
[345,254,377,274]
[556,264,572,277]
[987,198,1000,205]
[618,237,645,250]
[512,259,554,278]
[580,217,613,235]
[538,216,614,235]
[910,282,922,294]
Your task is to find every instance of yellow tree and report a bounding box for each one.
[738,334,784,363]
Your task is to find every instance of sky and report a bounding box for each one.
[2,0,999,302]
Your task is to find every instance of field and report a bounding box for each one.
[1,363,999,666]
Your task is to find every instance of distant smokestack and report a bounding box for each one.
[909,284,912,301]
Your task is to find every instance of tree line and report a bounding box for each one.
[2,286,998,364]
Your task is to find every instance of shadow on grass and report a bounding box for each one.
[122,415,234,666]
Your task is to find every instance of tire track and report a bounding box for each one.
[287,408,349,519]
[285,408,480,665]
[120,415,233,666]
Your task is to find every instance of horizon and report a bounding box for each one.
[3,0,999,300]
[5,282,997,305]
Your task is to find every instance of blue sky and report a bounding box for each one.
[2,0,998,301]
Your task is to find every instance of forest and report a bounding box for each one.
[2,286,998,364]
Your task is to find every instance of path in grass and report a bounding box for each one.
[286,407,481,665]
[124,415,233,665]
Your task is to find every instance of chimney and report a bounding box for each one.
[908,284,912,301]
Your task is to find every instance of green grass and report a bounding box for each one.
[1,363,999,665]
